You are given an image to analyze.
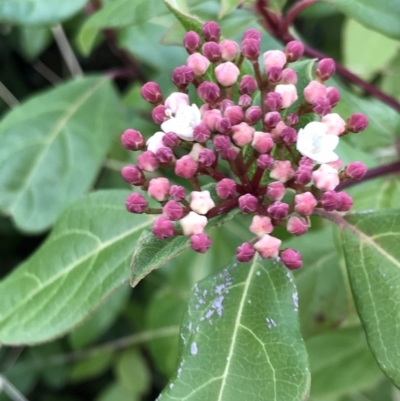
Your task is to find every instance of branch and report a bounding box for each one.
[0,82,19,108]
[281,0,321,35]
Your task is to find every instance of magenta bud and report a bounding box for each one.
[239,194,259,213]
[267,66,283,83]
[267,201,289,220]
[175,155,198,178]
[327,87,341,107]
[264,111,281,128]
[198,148,216,167]
[285,113,299,127]
[213,135,232,153]
[267,181,286,201]
[345,162,367,180]
[126,193,148,214]
[241,38,260,60]
[245,106,262,125]
[156,147,174,164]
[280,248,302,270]
[347,113,369,133]
[152,105,168,124]
[219,99,235,113]
[224,105,244,125]
[137,150,159,172]
[216,178,237,199]
[221,147,239,161]
[162,132,180,148]
[215,117,232,134]
[141,82,162,104]
[295,166,312,185]
[287,216,308,236]
[243,28,262,42]
[282,68,298,85]
[300,156,313,167]
[257,154,274,169]
[172,66,195,88]
[121,129,145,151]
[317,58,336,81]
[170,185,186,202]
[197,81,220,104]
[312,97,332,116]
[183,31,201,54]
[239,94,252,108]
[281,127,297,145]
[190,232,212,253]
[236,242,256,262]
[336,192,353,211]
[265,92,283,112]
[202,21,220,42]
[152,217,175,240]
[321,190,339,211]
[193,123,211,142]
[285,40,304,62]
[202,41,222,62]
[121,165,145,186]
[163,200,184,220]
[239,75,258,95]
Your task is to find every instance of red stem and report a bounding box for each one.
[207,197,239,219]
[281,0,321,35]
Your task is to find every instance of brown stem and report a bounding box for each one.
[281,0,321,34]
[206,197,239,219]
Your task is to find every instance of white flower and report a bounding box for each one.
[179,211,208,236]
[190,190,215,215]
[164,92,189,113]
[146,131,165,153]
[296,121,339,163]
[161,103,201,141]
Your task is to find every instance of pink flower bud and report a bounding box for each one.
[137,150,159,172]
[175,155,198,178]
[295,166,312,185]
[219,99,235,113]
[263,50,287,70]
[148,177,170,202]
[271,121,288,140]
[156,147,174,164]
[162,132,180,148]
[202,41,222,62]
[317,58,335,81]
[232,122,255,146]
[221,146,240,161]
[189,143,206,162]
[164,92,189,114]
[121,129,145,151]
[250,215,273,236]
[163,200,184,220]
[187,53,210,76]
[327,87,340,107]
[239,194,258,213]
[215,62,240,87]
[254,234,282,259]
[287,216,308,236]
[267,181,286,201]
[264,111,281,128]
[126,193,148,214]
[191,233,212,253]
[312,97,332,116]
[267,201,289,220]
[336,192,353,211]
[300,156,313,167]
[152,217,175,240]
[215,117,232,134]
[285,113,299,127]
[243,28,262,42]
[280,248,302,270]
[213,135,231,153]
[285,40,304,62]
[265,92,282,112]
[239,75,258,94]
[121,165,145,186]
[198,148,216,166]
[190,190,215,214]
[141,82,162,104]
[345,162,367,180]
[183,31,201,54]
[257,154,274,169]
[219,39,239,61]
[294,192,317,216]
[282,68,298,84]
[245,106,262,126]
[347,113,369,133]
[241,38,260,60]
[312,164,340,191]
[216,178,237,199]
[321,190,339,211]
[321,113,346,136]
[193,123,211,142]
[202,21,220,42]
[172,66,195,88]
[224,105,244,125]
[252,131,274,154]
[304,80,327,103]
[270,160,295,183]
[236,242,256,262]
[152,105,169,125]
[239,94,252,108]
[170,185,186,202]
[197,81,220,104]
[267,66,283,83]
[274,84,298,108]
[203,109,222,131]
[281,127,297,145]
[180,211,208,235]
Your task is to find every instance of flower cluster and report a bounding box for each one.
[121,21,368,270]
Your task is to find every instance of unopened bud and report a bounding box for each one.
[198,148,216,167]
[257,154,274,169]
[236,242,256,262]
[187,53,210,76]
[267,181,286,201]
[280,248,302,269]
[191,233,212,253]
[326,86,340,107]
[163,200,184,220]
[232,122,255,147]
[285,113,299,127]
[126,193,148,214]
[183,31,201,54]
[224,105,244,125]
[216,178,237,199]
[137,151,159,172]
[213,135,232,153]
[202,21,221,42]
[172,66,195,88]
[336,192,353,211]
[170,185,186,202]
[267,66,283,83]
[321,190,339,211]
[152,105,169,124]
[281,127,297,145]
[345,162,367,180]
[294,192,317,216]
[141,82,162,104]
[274,84,298,108]
[175,155,198,178]
[219,39,239,61]
[148,177,170,202]
[239,75,258,94]
[245,106,262,125]
[121,129,145,151]
[156,147,175,164]
[264,111,281,128]
[241,38,260,60]
[254,234,282,259]
[180,211,208,236]
[197,81,220,104]
[193,123,211,142]
[203,41,222,62]
[265,92,283,112]
[239,94,252,108]
[347,113,369,133]
[243,28,262,42]
[287,216,308,236]
[162,132,180,148]
[121,165,145,186]
[270,160,295,183]
[152,217,175,240]
[250,215,273,236]
[267,201,289,220]
[312,97,332,116]
[239,194,258,213]
[285,40,304,62]
[252,131,274,154]
[282,68,298,84]
[263,50,287,70]
[215,117,232,134]
[304,80,327,103]
[316,58,335,81]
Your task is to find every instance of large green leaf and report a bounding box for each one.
[158,256,310,401]
[164,0,203,34]
[324,0,400,40]
[341,210,400,388]
[0,190,153,345]
[0,76,120,233]
[0,0,87,25]
[218,0,242,18]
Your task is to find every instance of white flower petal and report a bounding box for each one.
[312,150,339,164]
[323,133,339,151]
[146,131,165,153]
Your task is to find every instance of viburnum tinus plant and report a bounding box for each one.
[121,21,368,269]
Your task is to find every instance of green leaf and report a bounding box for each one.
[0,0,87,25]
[70,350,113,383]
[18,26,52,61]
[158,256,310,401]
[96,382,139,401]
[0,76,121,233]
[382,53,400,101]
[218,0,242,18]
[0,190,153,345]
[324,0,400,40]
[341,210,400,388]
[164,0,203,34]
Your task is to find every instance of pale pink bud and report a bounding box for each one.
[156,147,174,164]
[294,192,317,216]
[141,82,162,104]
[231,122,255,146]
[274,84,298,108]
[224,105,244,125]
[304,80,327,103]
[203,109,222,131]
[282,68,298,84]
[193,123,211,142]
[216,178,237,199]
[121,165,145,186]
[121,129,145,151]
[170,185,186,201]
[245,106,262,125]
[241,38,260,60]
[239,94,252,108]
[164,92,189,114]
[215,62,240,87]
[137,151,159,172]
[272,122,289,140]
[236,242,256,262]
[280,248,302,269]
[285,112,299,127]
[172,66,195,88]
[197,81,220,104]
[152,217,174,240]
[175,155,198,178]
[202,41,222,62]
[312,98,331,116]
[148,177,170,202]
[252,131,274,154]
[316,58,335,81]
[243,28,262,42]
[347,113,369,133]
[281,127,297,145]
[267,181,286,201]
[126,193,148,214]
[267,201,289,220]
[312,164,340,191]
[287,216,308,236]
[250,215,273,236]
[180,211,208,236]
[270,160,295,183]
[321,190,339,211]
[239,75,258,94]
[257,154,274,169]
[239,194,258,213]
[183,31,201,54]
[322,113,346,136]
[336,192,353,211]
[190,190,215,215]
[163,200,184,220]
[267,66,283,83]
[162,132,179,148]
[187,53,210,76]
[345,162,367,180]
[264,111,281,128]
[327,159,342,170]
[263,50,287,70]
[198,148,216,167]
[202,21,220,42]
[326,87,340,106]
[189,143,205,162]
[219,39,239,61]
[285,40,304,62]
[191,233,212,253]
[254,234,282,259]
[152,105,169,124]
